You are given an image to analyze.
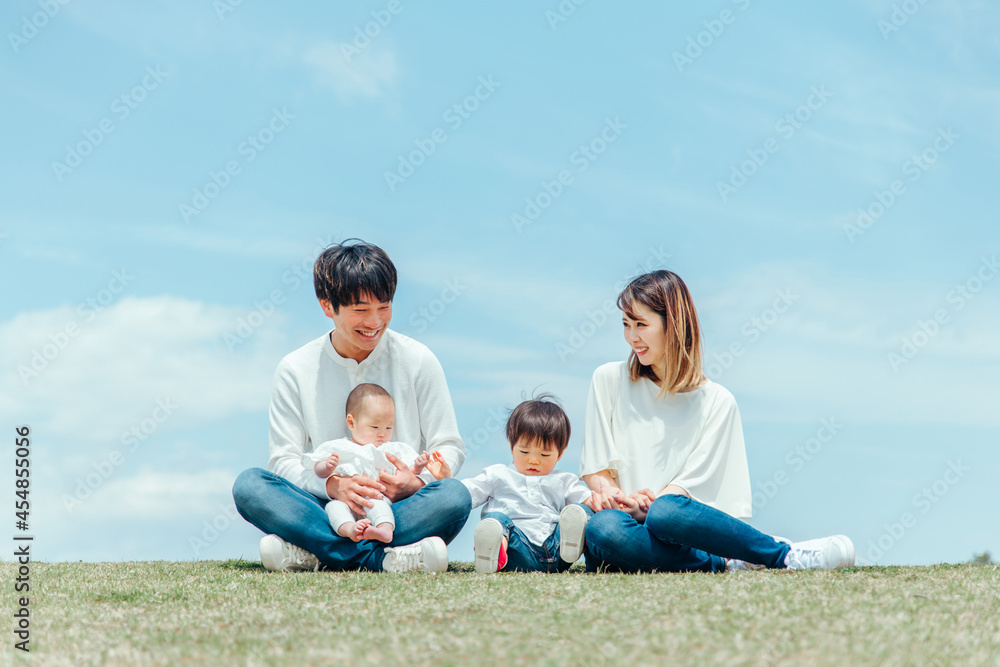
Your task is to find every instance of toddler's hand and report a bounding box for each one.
[426,451,452,479]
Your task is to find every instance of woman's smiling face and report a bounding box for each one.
[622,301,668,375]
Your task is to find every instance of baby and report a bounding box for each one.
[459,394,595,573]
[305,383,448,543]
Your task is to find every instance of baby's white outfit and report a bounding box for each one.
[304,438,435,533]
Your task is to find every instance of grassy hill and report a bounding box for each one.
[3,561,998,665]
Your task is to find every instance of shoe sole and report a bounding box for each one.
[559,505,588,563]
[474,519,504,574]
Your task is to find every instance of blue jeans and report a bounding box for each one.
[232,468,471,571]
[482,508,588,573]
[584,495,791,573]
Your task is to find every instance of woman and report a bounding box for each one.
[579,270,854,572]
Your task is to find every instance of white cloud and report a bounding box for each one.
[303,41,399,101]
[61,468,238,519]
[0,295,289,443]
[696,262,1000,427]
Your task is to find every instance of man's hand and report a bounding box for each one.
[325,474,385,516]
[378,452,424,502]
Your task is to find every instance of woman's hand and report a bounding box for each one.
[612,492,649,523]
[630,488,657,511]
[590,481,625,513]
[325,474,385,515]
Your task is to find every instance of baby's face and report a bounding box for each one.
[511,437,562,476]
[348,395,395,446]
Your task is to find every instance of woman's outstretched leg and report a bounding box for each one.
[584,509,726,573]
[643,495,789,568]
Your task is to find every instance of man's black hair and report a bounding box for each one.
[313,239,397,312]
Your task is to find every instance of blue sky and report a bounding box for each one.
[1,0,997,566]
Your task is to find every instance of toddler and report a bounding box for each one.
[461,394,595,573]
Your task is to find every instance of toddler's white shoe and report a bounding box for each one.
[382,536,448,573]
[474,518,506,574]
[259,535,320,572]
[784,535,855,570]
[559,505,589,564]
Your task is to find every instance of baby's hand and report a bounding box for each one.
[411,451,430,474]
[315,452,340,478]
[426,451,452,480]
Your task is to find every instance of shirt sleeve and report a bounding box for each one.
[461,467,496,510]
[668,390,753,519]
[268,361,330,499]
[580,363,622,478]
[414,348,466,476]
[564,476,592,506]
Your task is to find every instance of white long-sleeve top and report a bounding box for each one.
[303,438,437,488]
[463,464,592,546]
[267,329,465,499]
[579,361,752,519]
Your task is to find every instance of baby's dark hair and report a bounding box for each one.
[346,383,393,417]
[505,393,571,454]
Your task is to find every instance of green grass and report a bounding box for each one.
[2,561,998,666]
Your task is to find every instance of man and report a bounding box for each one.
[232,239,471,572]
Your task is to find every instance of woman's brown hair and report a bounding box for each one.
[617,270,705,396]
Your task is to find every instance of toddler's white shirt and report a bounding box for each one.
[463,464,591,546]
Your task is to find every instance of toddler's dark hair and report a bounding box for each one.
[505,393,571,454]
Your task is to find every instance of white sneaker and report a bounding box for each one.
[784,535,855,570]
[559,505,589,564]
[383,536,448,573]
[259,534,320,572]
[474,519,506,574]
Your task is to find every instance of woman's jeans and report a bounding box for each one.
[584,495,791,573]
[482,508,590,573]
[232,468,471,571]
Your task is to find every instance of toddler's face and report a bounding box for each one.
[348,396,395,445]
[511,437,561,476]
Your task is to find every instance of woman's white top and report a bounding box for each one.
[463,464,592,546]
[304,438,437,488]
[580,361,752,519]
